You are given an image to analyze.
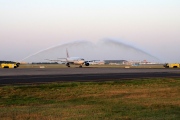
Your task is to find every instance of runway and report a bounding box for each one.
[0,68,180,85]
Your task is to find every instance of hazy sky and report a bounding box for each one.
[0,0,180,62]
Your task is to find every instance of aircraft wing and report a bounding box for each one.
[45,59,64,62]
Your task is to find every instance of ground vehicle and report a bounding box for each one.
[163,63,180,68]
[0,61,20,68]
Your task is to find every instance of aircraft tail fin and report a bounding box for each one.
[66,48,69,58]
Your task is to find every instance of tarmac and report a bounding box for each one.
[0,68,180,85]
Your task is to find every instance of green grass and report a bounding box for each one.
[0,78,180,120]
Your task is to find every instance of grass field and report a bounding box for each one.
[0,78,180,120]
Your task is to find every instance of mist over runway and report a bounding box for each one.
[21,39,160,63]
[0,68,180,85]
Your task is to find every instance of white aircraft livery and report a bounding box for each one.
[61,49,90,68]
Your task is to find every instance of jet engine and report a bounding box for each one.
[85,62,90,66]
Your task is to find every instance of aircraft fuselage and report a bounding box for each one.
[66,57,85,66]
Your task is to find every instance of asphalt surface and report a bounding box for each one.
[0,68,180,85]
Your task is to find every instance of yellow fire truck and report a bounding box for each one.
[163,63,180,68]
[0,61,20,68]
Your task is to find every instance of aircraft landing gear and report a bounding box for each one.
[66,63,70,67]
[79,65,82,68]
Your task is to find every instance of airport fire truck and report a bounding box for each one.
[0,61,20,68]
[163,63,180,68]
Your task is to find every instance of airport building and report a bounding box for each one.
[104,60,128,65]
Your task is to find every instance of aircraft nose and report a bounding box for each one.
[80,60,85,64]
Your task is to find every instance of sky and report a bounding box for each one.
[0,0,180,63]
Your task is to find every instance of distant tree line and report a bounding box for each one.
[32,62,58,64]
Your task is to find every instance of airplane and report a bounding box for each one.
[46,49,90,68]
[63,49,90,67]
